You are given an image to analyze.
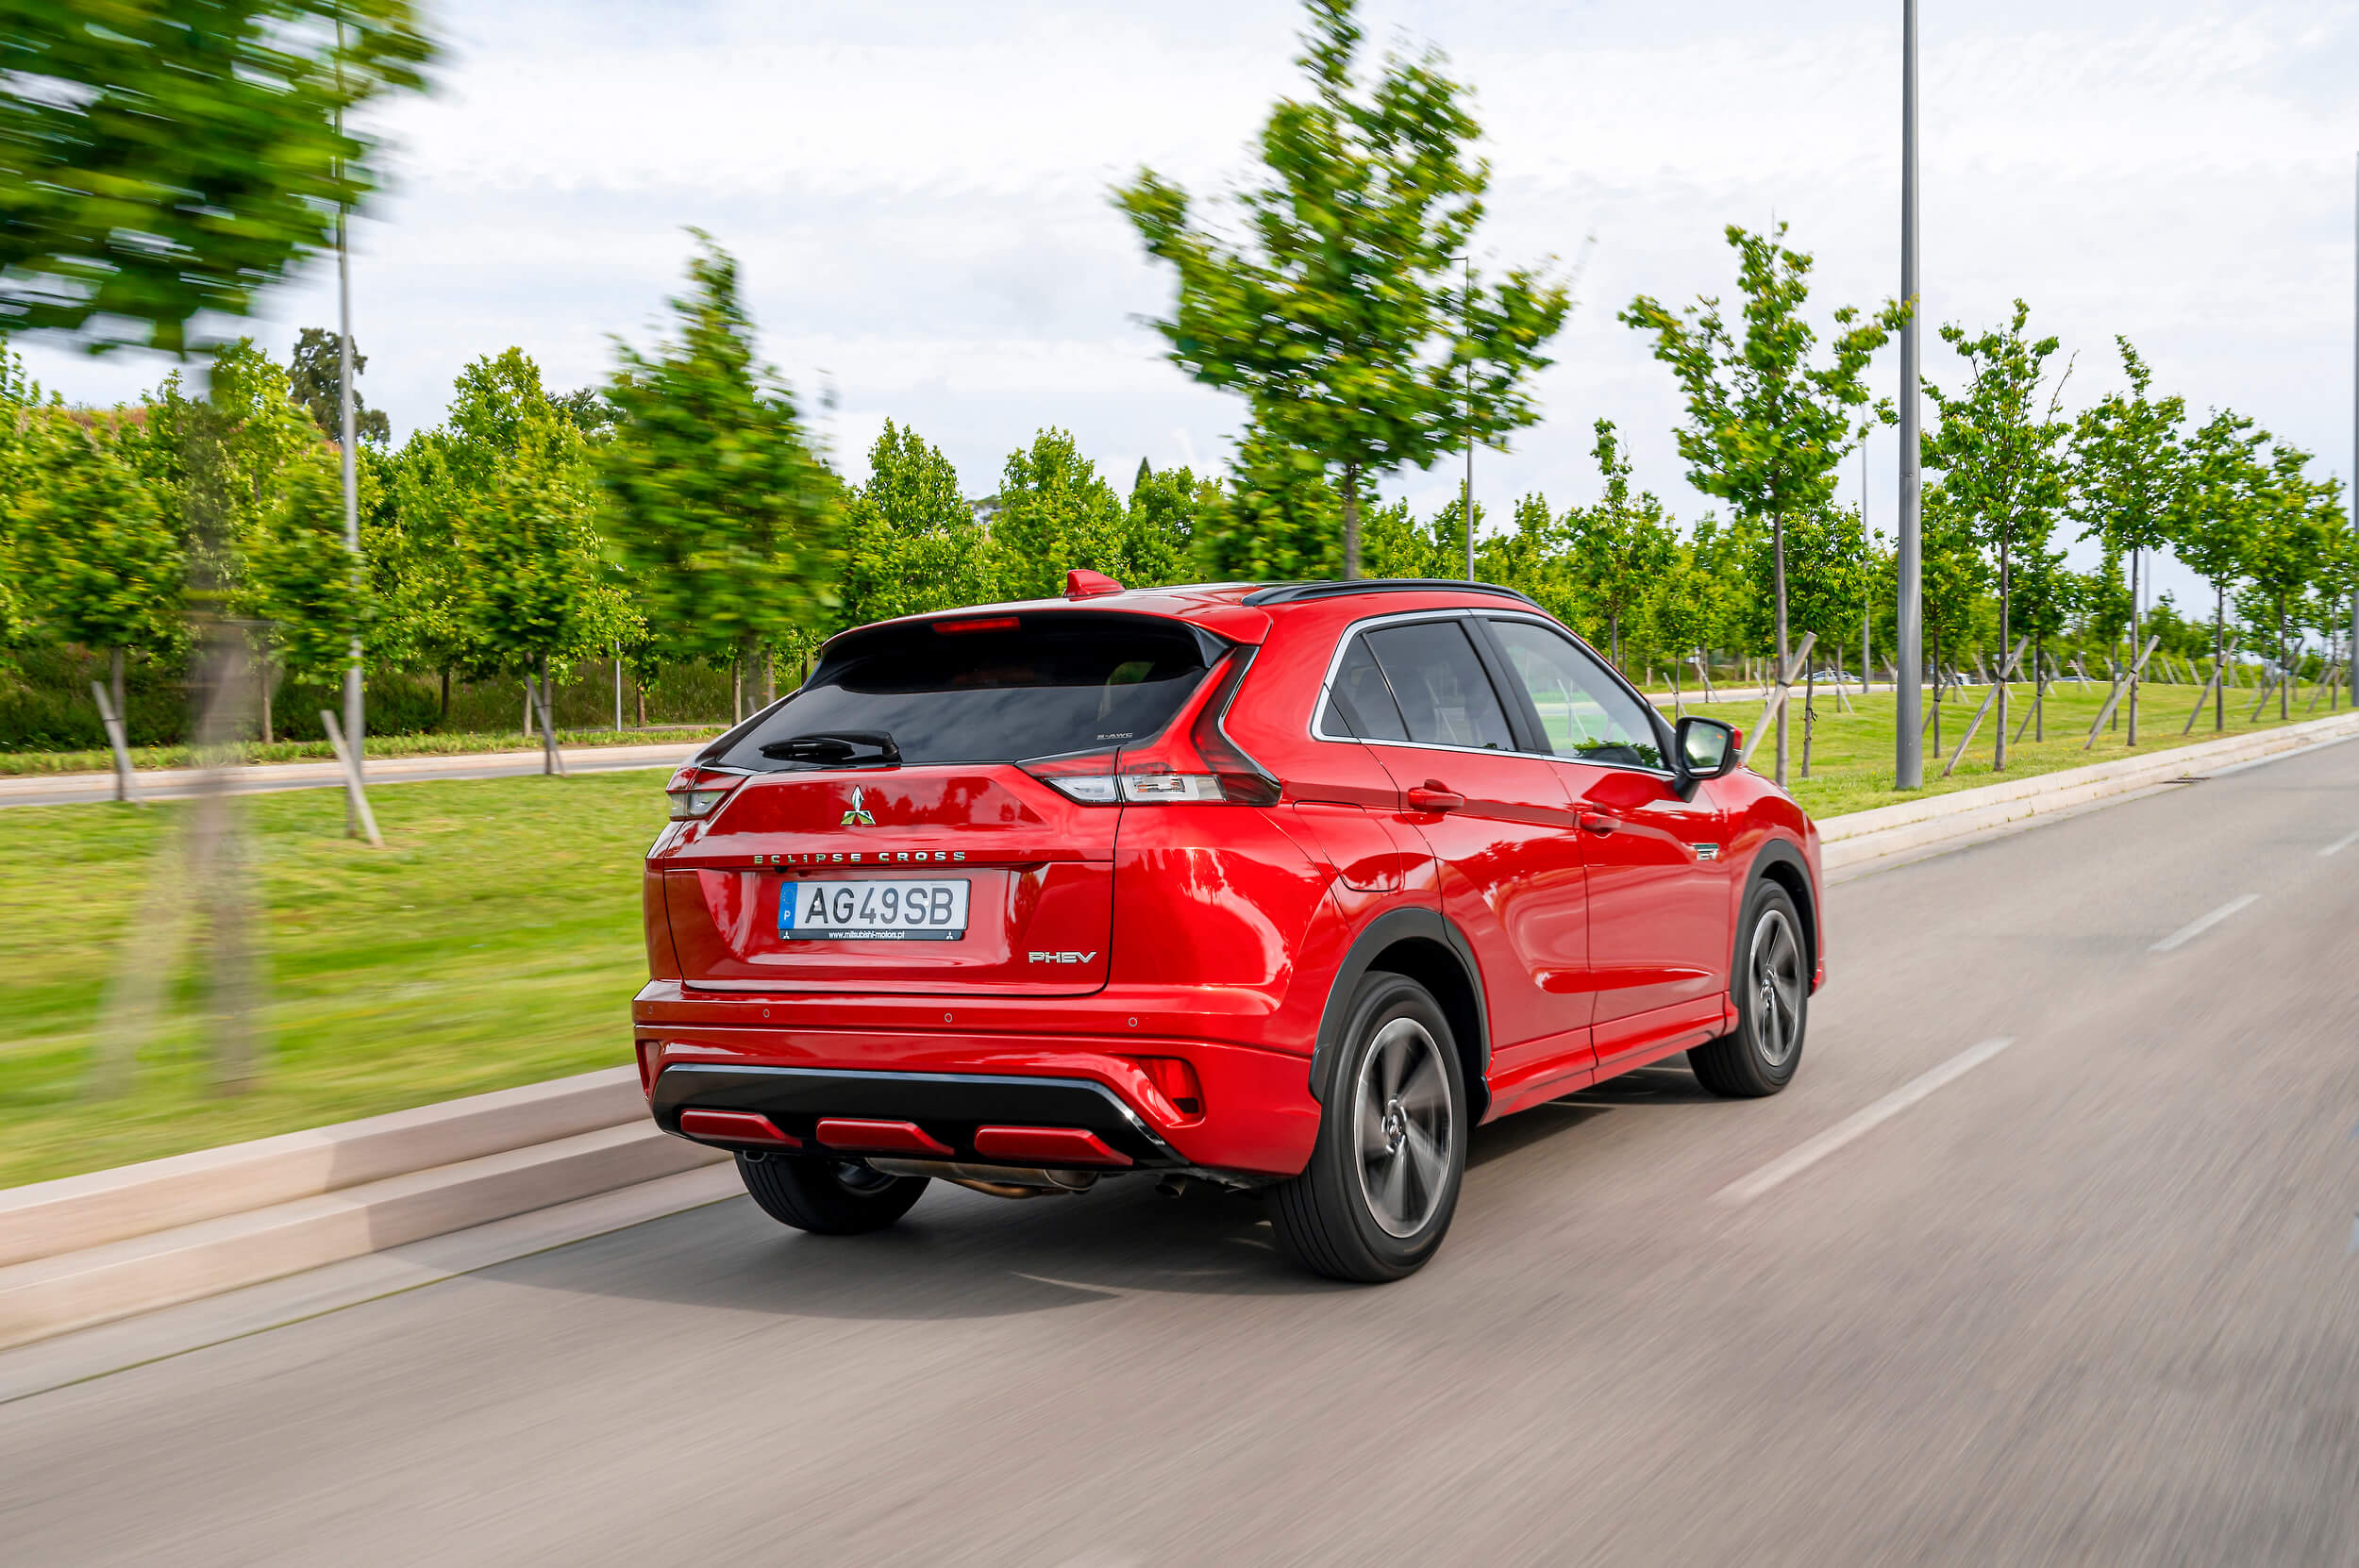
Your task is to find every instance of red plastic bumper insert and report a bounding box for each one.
[814,1118,956,1157]
[678,1109,801,1147]
[971,1126,1134,1168]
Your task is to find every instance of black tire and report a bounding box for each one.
[1268,972,1468,1283]
[1690,880,1809,1098]
[737,1153,929,1235]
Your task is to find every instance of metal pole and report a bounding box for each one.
[1894,0,1924,790]
[2351,153,2358,699]
[1861,437,1871,692]
[336,18,364,829]
[1464,253,1476,582]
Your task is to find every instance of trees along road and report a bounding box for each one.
[3,740,2356,1565]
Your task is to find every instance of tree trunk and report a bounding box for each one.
[109,647,127,745]
[635,678,646,729]
[259,653,274,745]
[2033,636,2045,742]
[438,665,450,730]
[1801,668,1815,777]
[2127,549,2142,745]
[1931,626,1942,757]
[2280,602,2290,722]
[1996,535,2011,770]
[731,656,744,726]
[1610,611,1621,676]
[1341,461,1363,581]
[764,648,776,708]
[1772,512,1790,787]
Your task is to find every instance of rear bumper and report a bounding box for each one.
[637,1025,1320,1177]
[653,1064,1184,1168]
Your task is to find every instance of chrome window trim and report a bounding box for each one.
[1308,607,1679,781]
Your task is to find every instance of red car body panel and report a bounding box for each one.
[635,581,1825,1181]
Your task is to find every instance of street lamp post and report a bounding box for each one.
[1894,0,1924,790]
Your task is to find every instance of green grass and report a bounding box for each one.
[0,673,2340,1191]
[1687,676,2343,818]
[0,725,726,777]
[0,771,668,1190]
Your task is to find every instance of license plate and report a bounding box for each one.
[779,877,969,941]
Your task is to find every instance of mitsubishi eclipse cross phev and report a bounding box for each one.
[638,573,1822,1282]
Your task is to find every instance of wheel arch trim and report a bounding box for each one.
[1309,907,1491,1119]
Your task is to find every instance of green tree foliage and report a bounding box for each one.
[413,350,619,697]
[2070,339,2186,742]
[1478,493,1578,626]
[7,402,183,707]
[993,427,1128,599]
[1921,300,2073,766]
[2172,408,2268,686]
[838,420,994,626]
[1567,419,1674,672]
[0,1,434,353]
[287,328,391,445]
[1361,494,1447,581]
[601,236,837,716]
[206,342,368,682]
[1197,423,1341,582]
[1122,462,1213,586]
[1114,0,1569,576]
[1622,222,1901,782]
[2235,442,2340,719]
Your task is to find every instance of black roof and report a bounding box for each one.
[1240,578,1545,609]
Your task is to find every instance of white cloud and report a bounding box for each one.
[20,0,2359,609]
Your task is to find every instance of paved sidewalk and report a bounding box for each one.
[0,741,703,809]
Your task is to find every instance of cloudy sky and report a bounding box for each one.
[22,0,2359,603]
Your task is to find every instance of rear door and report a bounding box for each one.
[659,610,1223,997]
[1480,615,1733,1065]
[1323,617,1593,1069]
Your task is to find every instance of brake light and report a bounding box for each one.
[1020,750,1122,804]
[935,615,1021,635]
[1174,647,1280,805]
[664,764,745,820]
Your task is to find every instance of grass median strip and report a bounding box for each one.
[0,772,664,1190]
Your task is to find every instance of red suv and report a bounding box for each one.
[637,575,1822,1281]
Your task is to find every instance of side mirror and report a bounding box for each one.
[1673,716,1740,788]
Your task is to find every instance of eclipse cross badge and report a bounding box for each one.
[841,787,877,827]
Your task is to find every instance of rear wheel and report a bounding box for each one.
[1690,881,1809,1098]
[1268,973,1467,1283]
[737,1153,929,1235]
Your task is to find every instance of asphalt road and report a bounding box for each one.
[5,740,2357,1566]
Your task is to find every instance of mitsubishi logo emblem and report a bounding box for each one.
[841,787,877,826]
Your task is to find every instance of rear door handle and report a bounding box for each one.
[1579,811,1617,834]
[1406,784,1465,813]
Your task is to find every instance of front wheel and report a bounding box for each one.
[1690,880,1809,1098]
[737,1153,929,1235]
[1268,972,1468,1283]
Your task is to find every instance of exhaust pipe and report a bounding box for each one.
[865,1158,1101,1199]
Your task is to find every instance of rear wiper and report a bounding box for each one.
[758,730,901,767]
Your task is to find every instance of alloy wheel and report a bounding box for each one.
[1352,1016,1454,1238]
[1749,907,1805,1067]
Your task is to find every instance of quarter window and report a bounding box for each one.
[1487,619,1665,769]
[1360,621,1514,751]
[1318,637,1411,741]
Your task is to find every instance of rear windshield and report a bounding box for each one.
[712,613,1221,771]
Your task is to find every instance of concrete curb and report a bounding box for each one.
[0,742,701,809]
[4,704,2351,1348]
[1819,709,2359,870]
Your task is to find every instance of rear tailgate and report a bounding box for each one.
[664,765,1115,996]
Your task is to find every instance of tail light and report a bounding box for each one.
[1022,649,1280,807]
[665,764,745,820]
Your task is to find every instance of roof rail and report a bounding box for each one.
[1240,578,1545,609]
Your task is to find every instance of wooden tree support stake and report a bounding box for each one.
[320,710,383,847]
[1737,632,1814,768]
[2083,637,2161,749]
[89,681,142,806]
[1940,637,2031,777]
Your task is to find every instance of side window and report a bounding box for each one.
[1363,621,1514,751]
[1487,619,1665,769]
[1318,637,1410,741]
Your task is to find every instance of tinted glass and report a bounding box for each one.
[1488,619,1665,769]
[1318,637,1411,741]
[714,615,1213,770]
[1363,621,1514,751]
